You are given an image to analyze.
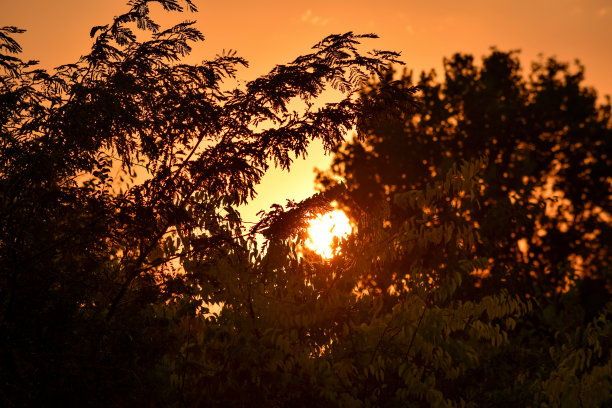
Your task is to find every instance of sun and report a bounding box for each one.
[305,210,352,258]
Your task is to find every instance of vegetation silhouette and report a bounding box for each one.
[318,50,611,300]
[1,0,611,406]
[316,49,612,406]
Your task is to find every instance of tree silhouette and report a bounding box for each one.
[0,1,416,405]
[311,51,612,406]
[2,2,612,405]
[318,50,612,299]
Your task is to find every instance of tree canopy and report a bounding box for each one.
[318,50,611,299]
[1,1,611,407]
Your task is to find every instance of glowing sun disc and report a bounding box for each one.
[305,210,352,258]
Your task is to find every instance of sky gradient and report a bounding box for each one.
[3,0,611,223]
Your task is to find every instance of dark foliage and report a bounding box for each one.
[318,50,612,298]
[0,1,416,405]
[2,1,611,406]
[315,49,612,406]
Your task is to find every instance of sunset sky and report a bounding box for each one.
[3,0,611,223]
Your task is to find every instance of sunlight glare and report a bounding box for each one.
[305,210,352,258]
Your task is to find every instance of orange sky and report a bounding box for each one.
[3,0,612,223]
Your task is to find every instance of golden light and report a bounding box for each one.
[305,210,352,258]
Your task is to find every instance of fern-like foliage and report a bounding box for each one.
[0,1,416,405]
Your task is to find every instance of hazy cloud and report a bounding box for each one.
[301,9,330,26]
